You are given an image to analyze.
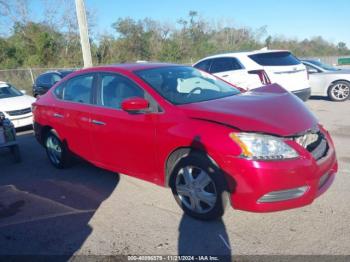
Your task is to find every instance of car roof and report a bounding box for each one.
[195,49,290,62]
[107,63,181,71]
[76,63,183,74]
[39,69,74,76]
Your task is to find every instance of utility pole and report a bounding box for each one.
[75,0,92,68]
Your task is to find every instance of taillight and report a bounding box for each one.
[248,70,271,85]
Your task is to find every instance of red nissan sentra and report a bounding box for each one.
[33,63,338,220]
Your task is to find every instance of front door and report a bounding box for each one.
[90,72,157,181]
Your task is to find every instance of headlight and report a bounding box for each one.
[230,133,298,160]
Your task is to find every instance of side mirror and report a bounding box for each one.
[307,68,318,74]
[20,90,27,95]
[121,97,149,113]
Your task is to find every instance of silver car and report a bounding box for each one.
[302,60,350,101]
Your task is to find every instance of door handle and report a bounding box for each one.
[53,113,64,118]
[221,75,229,77]
[92,120,106,126]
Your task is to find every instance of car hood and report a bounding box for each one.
[0,95,36,112]
[179,84,318,137]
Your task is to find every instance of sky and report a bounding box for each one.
[24,0,350,47]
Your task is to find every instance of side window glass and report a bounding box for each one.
[62,75,94,104]
[231,58,244,70]
[194,60,211,72]
[210,58,234,73]
[99,74,145,109]
[37,74,51,86]
[36,75,43,85]
[53,82,65,99]
[52,74,62,85]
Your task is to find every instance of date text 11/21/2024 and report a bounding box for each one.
[127,255,220,261]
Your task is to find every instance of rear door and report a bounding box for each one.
[208,57,252,89]
[52,73,96,160]
[248,51,309,92]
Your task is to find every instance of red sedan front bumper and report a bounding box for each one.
[221,132,338,212]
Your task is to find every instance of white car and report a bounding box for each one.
[0,82,36,128]
[194,50,311,101]
[302,60,350,101]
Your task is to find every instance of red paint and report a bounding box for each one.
[33,64,338,212]
[121,97,149,112]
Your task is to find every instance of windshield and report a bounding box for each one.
[0,84,23,99]
[307,60,339,71]
[135,66,240,105]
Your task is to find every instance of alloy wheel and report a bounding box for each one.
[332,83,350,100]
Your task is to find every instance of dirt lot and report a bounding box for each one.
[0,98,349,258]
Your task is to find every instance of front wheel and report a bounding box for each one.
[328,81,350,101]
[170,152,228,220]
[45,130,71,169]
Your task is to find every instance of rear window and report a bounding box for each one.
[249,52,300,66]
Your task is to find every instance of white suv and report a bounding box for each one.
[194,50,311,101]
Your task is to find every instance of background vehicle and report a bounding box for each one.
[0,81,35,128]
[302,60,350,101]
[33,64,337,220]
[194,50,311,101]
[0,112,21,163]
[32,70,74,97]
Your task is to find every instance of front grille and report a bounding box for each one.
[294,129,329,161]
[6,107,32,116]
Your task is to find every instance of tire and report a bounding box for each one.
[169,152,228,221]
[328,81,350,101]
[45,130,71,169]
[11,145,21,163]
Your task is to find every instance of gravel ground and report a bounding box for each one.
[0,97,349,258]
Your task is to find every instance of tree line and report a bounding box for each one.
[0,6,349,70]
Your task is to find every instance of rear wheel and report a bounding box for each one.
[170,152,228,220]
[328,81,350,101]
[45,130,71,169]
